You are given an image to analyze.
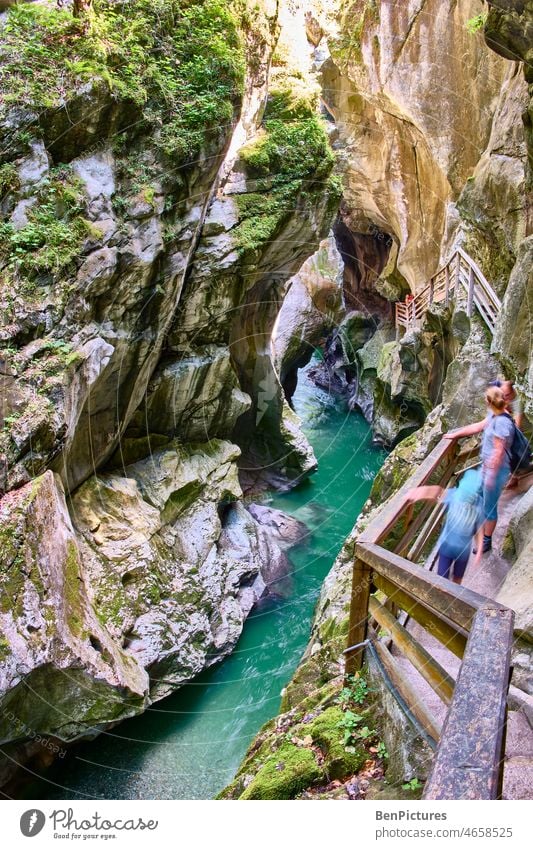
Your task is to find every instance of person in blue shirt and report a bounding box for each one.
[404,469,484,584]
[443,386,514,554]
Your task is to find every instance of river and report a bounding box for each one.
[22,359,385,800]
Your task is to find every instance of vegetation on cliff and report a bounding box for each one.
[233,73,341,254]
[0,0,246,161]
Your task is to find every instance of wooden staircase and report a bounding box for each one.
[395,247,502,335]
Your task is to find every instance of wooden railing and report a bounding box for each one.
[345,437,514,800]
[395,248,502,335]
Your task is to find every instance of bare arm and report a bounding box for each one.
[473,525,484,566]
[443,419,486,439]
[404,485,444,504]
[485,436,506,487]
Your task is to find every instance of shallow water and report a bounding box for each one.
[22,361,385,800]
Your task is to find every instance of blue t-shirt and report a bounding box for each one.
[480,412,514,472]
[438,488,484,559]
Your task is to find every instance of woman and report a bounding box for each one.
[443,386,514,554]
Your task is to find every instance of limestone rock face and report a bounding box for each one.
[0,1,280,494]
[0,440,302,766]
[319,0,510,290]
[70,439,292,700]
[451,68,529,295]
[272,234,345,398]
[492,236,533,418]
[485,0,533,181]
[138,346,251,445]
[0,471,149,743]
[0,0,335,777]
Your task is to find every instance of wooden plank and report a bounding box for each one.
[345,558,372,676]
[368,625,442,743]
[359,438,458,545]
[372,571,468,659]
[457,247,501,309]
[406,501,445,562]
[423,603,514,800]
[467,266,475,317]
[394,451,459,557]
[369,597,455,705]
[355,542,484,629]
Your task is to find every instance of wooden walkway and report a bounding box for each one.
[345,436,531,799]
[395,248,501,335]
[392,478,533,799]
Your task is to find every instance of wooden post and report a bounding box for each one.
[467,266,475,317]
[423,603,514,800]
[429,277,434,307]
[345,557,371,677]
[454,251,460,299]
[444,265,450,306]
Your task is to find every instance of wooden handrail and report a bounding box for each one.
[359,437,458,545]
[423,603,514,800]
[354,541,488,626]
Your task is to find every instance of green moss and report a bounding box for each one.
[307,706,368,780]
[233,79,338,255]
[239,742,323,800]
[0,635,11,662]
[0,517,26,615]
[330,0,378,68]
[239,115,334,185]
[0,163,20,197]
[318,615,349,644]
[466,13,486,34]
[263,74,319,122]
[0,0,245,163]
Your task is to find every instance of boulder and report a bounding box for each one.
[140,346,251,443]
[272,234,345,392]
[0,472,149,748]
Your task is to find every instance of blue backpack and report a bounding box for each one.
[503,413,532,473]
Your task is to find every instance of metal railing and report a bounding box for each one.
[345,437,514,800]
[395,248,502,335]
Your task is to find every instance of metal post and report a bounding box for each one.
[345,558,372,677]
[467,266,475,317]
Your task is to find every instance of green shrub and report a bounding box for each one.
[0,0,246,162]
[233,77,337,254]
[0,170,87,276]
[466,14,486,34]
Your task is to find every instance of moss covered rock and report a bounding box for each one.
[239,743,323,800]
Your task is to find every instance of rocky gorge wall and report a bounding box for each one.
[0,0,342,782]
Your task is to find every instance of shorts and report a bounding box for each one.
[438,552,469,581]
[482,464,510,522]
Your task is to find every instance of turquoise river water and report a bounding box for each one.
[22,361,385,800]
